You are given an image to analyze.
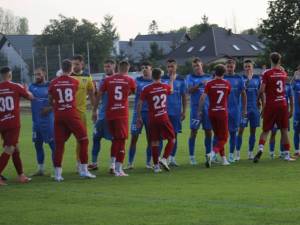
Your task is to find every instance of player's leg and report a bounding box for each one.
[0,145,14,186]
[142,112,152,168]
[228,112,238,163]
[204,129,212,167]
[126,134,139,169]
[235,127,244,161]
[75,112,87,173]
[269,129,277,159]
[169,115,181,166]
[293,115,300,157]
[89,120,102,170]
[32,129,46,175]
[248,127,256,160]
[188,109,200,165]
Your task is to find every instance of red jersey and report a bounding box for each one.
[204,79,231,114]
[262,68,287,106]
[48,75,79,116]
[100,74,136,120]
[0,81,30,128]
[140,82,171,122]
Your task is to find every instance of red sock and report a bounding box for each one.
[12,149,23,175]
[79,138,89,164]
[116,139,126,163]
[163,139,174,159]
[152,146,159,165]
[54,141,64,167]
[283,144,290,151]
[0,152,11,175]
[259,139,266,145]
[219,147,225,157]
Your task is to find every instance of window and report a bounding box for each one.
[187,46,194,53]
[250,44,259,51]
[199,46,206,52]
[232,44,240,51]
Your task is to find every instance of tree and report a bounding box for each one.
[148,42,165,65]
[0,7,29,34]
[189,15,218,39]
[100,15,119,56]
[260,0,300,70]
[148,20,159,34]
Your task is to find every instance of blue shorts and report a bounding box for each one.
[240,110,260,128]
[228,111,241,132]
[131,112,149,135]
[32,125,54,143]
[169,114,182,133]
[294,113,300,132]
[190,109,211,130]
[93,119,112,140]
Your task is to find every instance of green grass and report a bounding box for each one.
[0,111,299,225]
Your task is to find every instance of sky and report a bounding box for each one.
[0,0,269,40]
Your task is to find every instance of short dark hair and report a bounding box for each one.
[270,52,281,65]
[152,68,162,80]
[166,58,177,64]
[119,60,130,73]
[35,67,46,73]
[0,67,11,76]
[244,59,253,64]
[192,57,202,64]
[226,57,236,65]
[104,59,116,65]
[72,54,84,62]
[214,64,226,77]
[141,61,152,67]
[62,59,72,73]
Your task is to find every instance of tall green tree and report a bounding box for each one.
[260,0,300,70]
[148,20,159,34]
[0,8,29,34]
[148,42,165,65]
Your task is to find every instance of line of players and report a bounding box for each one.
[0,52,299,185]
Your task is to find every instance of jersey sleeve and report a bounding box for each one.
[262,71,268,85]
[166,84,172,95]
[180,79,187,95]
[186,76,193,88]
[227,82,231,95]
[140,88,147,101]
[16,83,30,99]
[100,78,107,92]
[130,77,136,93]
[240,77,246,92]
[86,76,95,92]
[204,82,210,94]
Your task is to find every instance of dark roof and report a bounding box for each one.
[3,35,38,60]
[166,27,264,63]
[134,32,189,43]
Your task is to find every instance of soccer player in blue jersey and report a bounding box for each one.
[269,76,293,159]
[29,67,55,175]
[186,58,212,166]
[126,62,153,169]
[224,58,247,163]
[235,60,261,160]
[162,59,187,166]
[89,59,114,173]
[293,67,300,157]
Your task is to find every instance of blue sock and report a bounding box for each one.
[34,141,44,164]
[280,143,284,153]
[189,137,196,156]
[91,135,101,164]
[248,134,256,152]
[229,131,236,154]
[294,132,300,150]
[159,140,163,156]
[128,145,136,165]
[146,145,151,164]
[204,136,212,155]
[269,141,275,153]
[236,135,242,151]
[48,140,55,166]
[171,134,178,157]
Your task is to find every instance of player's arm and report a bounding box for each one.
[258,83,266,116]
[241,90,247,117]
[92,90,102,123]
[48,94,54,106]
[198,93,207,118]
[181,93,187,121]
[188,83,200,94]
[289,95,294,118]
[136,98,143,128]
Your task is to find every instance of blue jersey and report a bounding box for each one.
[293,80,300,115]
[134,76,152,112]
[285,83,292,103]
[224,74,245,114]
[162,74,186,116]
[186,74,211,112]
[29,82,53,128]
[243,75,260,112]
[97,79,108,120]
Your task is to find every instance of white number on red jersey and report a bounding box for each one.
[153,94,167,109]
[0,96,14,112]
[114,86,122,100]
[216,90,224,104]
[276,80,283,93]
[57,88,73,103]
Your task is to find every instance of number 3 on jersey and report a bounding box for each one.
[153,94,167,109]
[0,96,14,112]
[276,80,283,93]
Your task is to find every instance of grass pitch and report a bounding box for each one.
[0,112,299,225]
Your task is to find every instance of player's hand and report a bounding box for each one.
[197,111,203,121]
[40,107,51,116]
[136,117,143,128]
[181,112,186,121]
[289,111,293,119]
[92,111,97,123]
[260,107,265,118]
[242,110,247,118]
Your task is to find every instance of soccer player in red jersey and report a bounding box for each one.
[137,68,176,173]
[253,52,295,162]
[0,67,34,186]
[198,64,231,166]
[93,61,136,177]
[49,59,96,181]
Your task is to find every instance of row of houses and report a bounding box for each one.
[0,27,265,82]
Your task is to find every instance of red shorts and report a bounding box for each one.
[209,112,228,142]
[0,127,20,147]
[149,119,175,142]
[54,114,87,142]
[108,118,128,139]
[263,104,289,132]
